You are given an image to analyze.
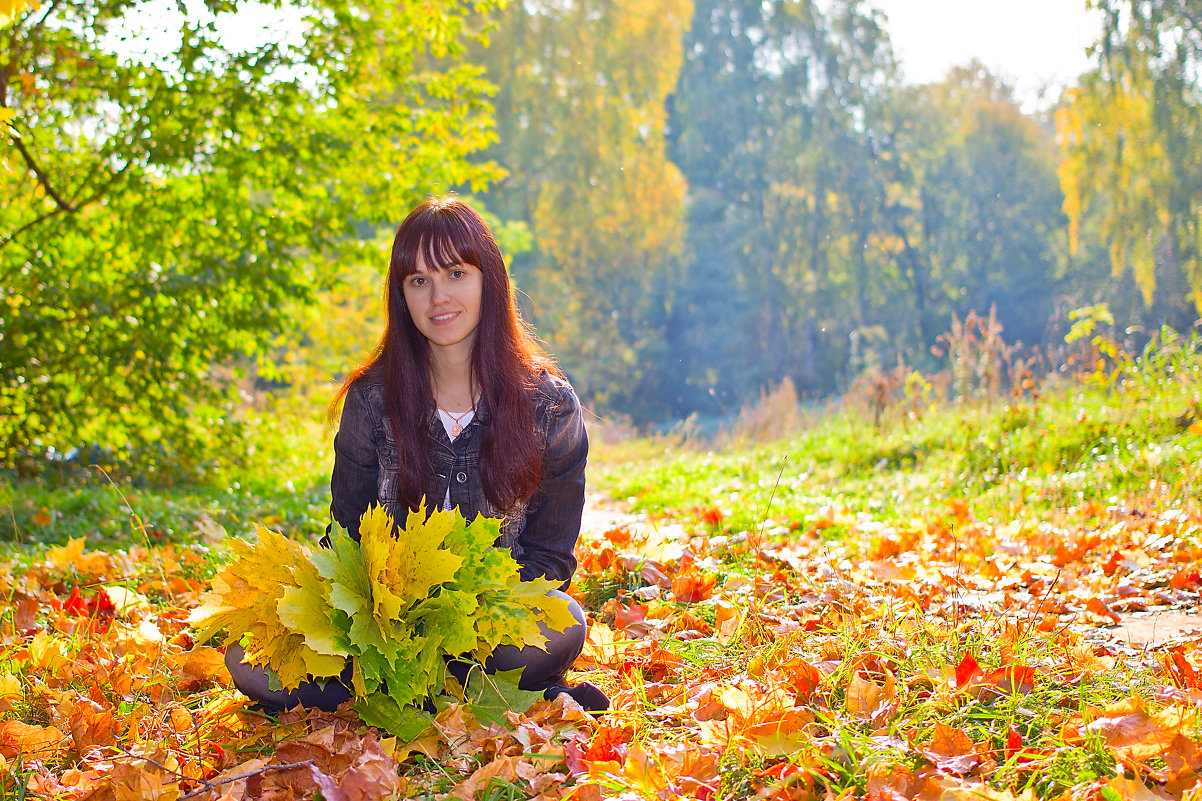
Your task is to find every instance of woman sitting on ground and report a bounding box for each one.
[225,196,608,713]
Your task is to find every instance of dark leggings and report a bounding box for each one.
[224,589,587,712]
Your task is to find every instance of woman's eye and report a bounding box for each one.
[450,268,465,279]
[409,276,427,287]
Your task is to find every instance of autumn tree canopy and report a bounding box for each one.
[1058,0,1202,312]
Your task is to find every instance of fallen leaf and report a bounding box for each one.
[845,670,897,725]
[0,720,66,759]
[917,722,982,776]
[1085,597,1122,624]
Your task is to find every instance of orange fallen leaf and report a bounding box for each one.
[1085,597,1122,624]
[917,722,982,776]
[0,720,66,759]
[844,670,896,725]
[671,567,716,603]
[1085,696,1194,761]
[602,527,632,546]
[169,646,230,691]
[1162,646,1202,690]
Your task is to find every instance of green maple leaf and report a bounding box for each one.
[412,589,481,656]
[311,524,371,620]
[474,576,578,654]
[278,555,348,659]
[461,667,544,726]
[444,514,512,589]
[352,692,435,742]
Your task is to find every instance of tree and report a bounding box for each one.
[1,0,503,478]
[1057,0,1202,313]
[915,65,1066,347]
[667,0,897,404]
[476,0,691,418]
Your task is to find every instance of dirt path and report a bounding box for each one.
[1111,611,1202,647]
[579,492,639,536]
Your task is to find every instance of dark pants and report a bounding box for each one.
[224,589,587,712]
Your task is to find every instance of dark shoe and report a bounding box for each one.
[543,681,609,712]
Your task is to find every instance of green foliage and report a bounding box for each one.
[0,0,503,479]
[189,503,575,738]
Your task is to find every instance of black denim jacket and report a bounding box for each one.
[328,369,587,588]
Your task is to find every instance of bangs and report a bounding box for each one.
[394,210,482,277]
[410,233,464,275]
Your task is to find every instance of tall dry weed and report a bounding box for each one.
[932,306,1040,403]
[720,377,805,444]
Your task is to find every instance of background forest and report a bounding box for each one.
[2,0,1200,476]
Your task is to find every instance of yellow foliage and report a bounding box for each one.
[1057,54,1184,307]
[361,504,464,622]
[0,0,37,25]
[188,527,350,689]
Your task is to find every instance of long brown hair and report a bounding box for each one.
[331,196,558,513]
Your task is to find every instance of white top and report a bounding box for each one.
[436,408,475,510]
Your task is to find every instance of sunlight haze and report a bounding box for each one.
[870,0,1104,109]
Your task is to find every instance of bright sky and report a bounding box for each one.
[869,0,1104,109]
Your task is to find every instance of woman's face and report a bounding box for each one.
[402,253,484,356]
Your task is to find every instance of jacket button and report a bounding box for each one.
[456,471,468,484]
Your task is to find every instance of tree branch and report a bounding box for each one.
[15,0,63,40]
[0,205,68,253]
[178,760,317,800]
[0,139,138,255]
[10,130,75,212]
[111,743,317,801]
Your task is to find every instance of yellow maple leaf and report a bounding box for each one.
[361,504,463,622]
[45,537,85,570]
[0,674,20,700]
[189,527,347,689]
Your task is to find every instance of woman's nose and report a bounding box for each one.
[430,277,450,303]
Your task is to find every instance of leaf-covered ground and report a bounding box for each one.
[2,351,1201,799]
[3,494,1201,799]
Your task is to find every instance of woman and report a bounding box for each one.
[226,197,608,713]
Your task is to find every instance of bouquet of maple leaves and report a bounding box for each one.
[188,503,576,738]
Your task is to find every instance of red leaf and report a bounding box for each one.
[1005,727,1022,758]
[983,664,1037,694]
[614,603,649,634]
[583,725,630,764]
[954,652,982,689]
[63,586,87,617]
[1101,550,1125,576]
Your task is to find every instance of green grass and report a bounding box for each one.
[0,412,333,552]
[591,338,1201,534]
